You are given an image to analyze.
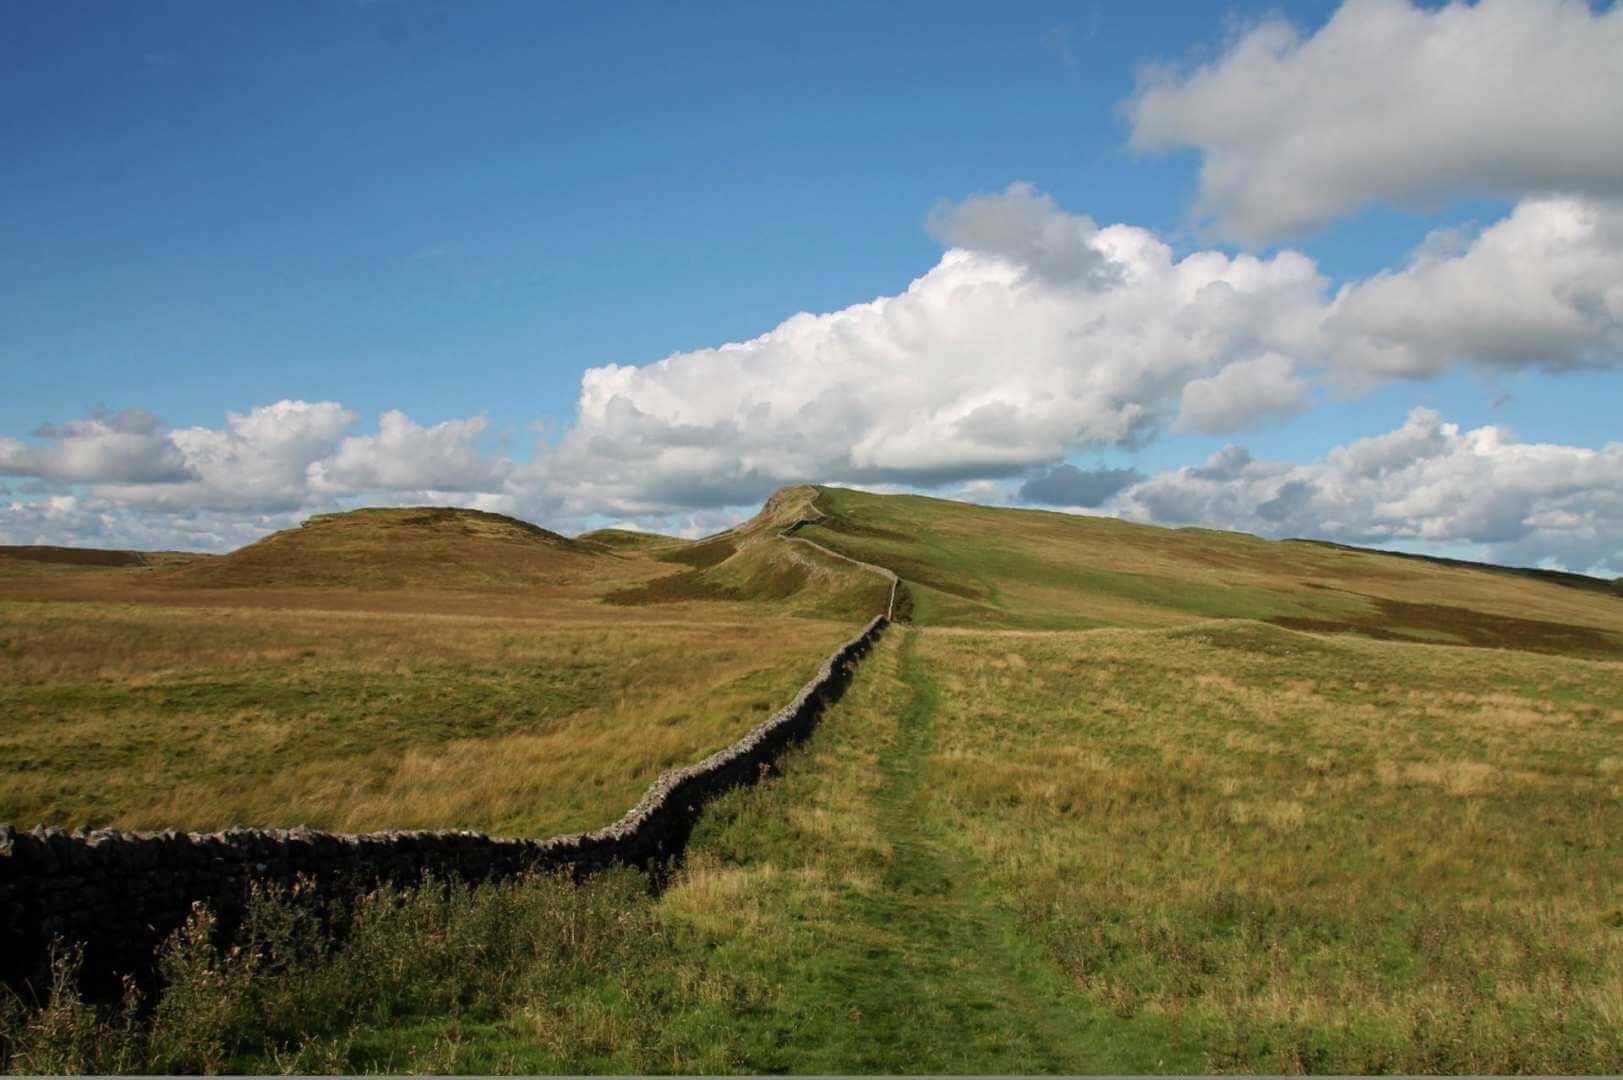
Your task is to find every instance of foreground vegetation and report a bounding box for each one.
[4,487,1620,1072]
[0,501,881,835]
[7,623,1618,1073]
[917,622,1623,1071]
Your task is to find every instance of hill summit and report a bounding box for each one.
[165,506,598,590]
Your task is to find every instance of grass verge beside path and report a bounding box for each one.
[918,621,1623,1073]
[659,629,1190,1072]
[8,628,1183,1074]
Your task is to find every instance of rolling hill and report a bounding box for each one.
[5,483,1621,1072]
[159,506,603,590]
[787,484,1622,657]
[0,545,211,578]
[601,485,895,620]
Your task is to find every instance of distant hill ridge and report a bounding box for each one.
[4,489,1617,647]
[161,505,599,590]
[1289,538,1620,596]
[0,545,147,567]
[785,485,1623,658]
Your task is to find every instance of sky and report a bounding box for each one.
[2,0,1620,575]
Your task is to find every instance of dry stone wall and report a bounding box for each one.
[0,611,889,998]
[779,518,905,621]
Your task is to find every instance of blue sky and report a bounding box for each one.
[2,0,1620,572]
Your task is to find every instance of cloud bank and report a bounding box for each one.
[1109,409,1623,575]
[3,183,1619,574]
[1128,0,1623,243]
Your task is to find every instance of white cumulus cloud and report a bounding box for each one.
[103,400,359,512]
[0,409,192,485]
[547,184,1330,515]
[1176,352,1309,434]
[308,411,510,495]
[3,186,1621,571]
[1326,196,1623,380]
[1128,0,1623,243]
[1109,408,1623,574]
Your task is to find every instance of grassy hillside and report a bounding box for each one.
[605,485,893,621]
[159,506,601,590]
[6,485,1619,1073]
[16,623,1617,1073]
[0,545,209,578]
[0,499,889,835]
[575,526,690,552]
[0,597,859,835]
[795,485,1623,656]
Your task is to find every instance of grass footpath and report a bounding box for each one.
[3,629,1185,1075]
[832,630,1191,1071]
[660,628,1192,1072]
[6,621,1618,1072]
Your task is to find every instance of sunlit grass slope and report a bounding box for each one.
[26,621,1614,1073]
[160,506,599,590]
[797,485,1623,654]
[912,622,1623,1071]
[604,485,893,621]
[0,500,886,835]
[5,487,1621,1073]
[575,526,690,553]
[0,599,862,836]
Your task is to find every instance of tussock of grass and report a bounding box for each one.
[0,870,692,1075]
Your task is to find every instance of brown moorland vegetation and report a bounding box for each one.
[793,485,1623,656]
[0,501,885,835]
[3,486,1620,1073]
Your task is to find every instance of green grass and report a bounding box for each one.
[1,633,1193,1074]
[800,485,1623,656]
[913,621,1623,1072]
[0,598,863,836]
[5,485,1621,1074]
[0,495,895,835]
[6,622,1620,1073]
[660,630,1196,1072]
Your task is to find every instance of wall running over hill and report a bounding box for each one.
[0,611,889,997]
[780,519,904,622]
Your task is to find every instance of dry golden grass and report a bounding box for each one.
[0,503,888,838]
[0,499,897,836]
[917,621,1623,1071]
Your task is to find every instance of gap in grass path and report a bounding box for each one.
[671,628,1192,1072]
